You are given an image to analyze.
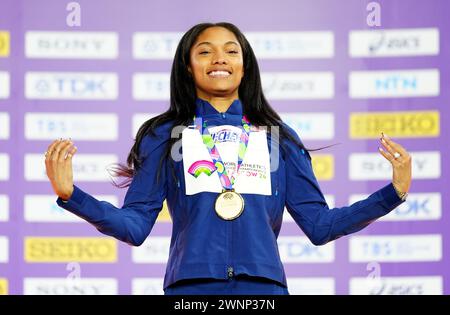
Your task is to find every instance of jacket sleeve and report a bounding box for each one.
[283,124,405,246]
[55,127,170,246]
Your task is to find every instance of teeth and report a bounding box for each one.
[208,71,230,77]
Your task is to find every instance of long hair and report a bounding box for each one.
[108,22,336,188]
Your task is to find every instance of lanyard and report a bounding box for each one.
[193,115,251,190]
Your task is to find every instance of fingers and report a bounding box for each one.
[378,133,412,194]
[50,139,71,162]
[46,138,61,151]
[379,133,397,158]
[45,139,62,163]
[45,139,76,164]
[65,145,78,161]
[378,133,397,164]
[57,141,75,163]
[381,132,409,158]
[378,146,397,164]
[378,132,412,165]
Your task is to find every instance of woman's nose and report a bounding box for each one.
[212,51,228,64]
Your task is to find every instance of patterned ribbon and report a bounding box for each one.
[193,115,251,190]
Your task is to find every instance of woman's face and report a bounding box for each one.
[188,26,244,99]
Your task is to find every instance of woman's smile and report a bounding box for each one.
[208,70,231,78]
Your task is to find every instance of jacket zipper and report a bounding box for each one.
[228,221,234,279]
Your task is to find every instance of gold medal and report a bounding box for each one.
[214,189,244,220]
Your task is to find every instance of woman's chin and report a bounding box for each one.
[205,85,238,94]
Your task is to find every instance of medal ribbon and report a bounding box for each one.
[193,115,251,191]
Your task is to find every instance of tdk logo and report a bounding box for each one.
[210,129,240,143]
[398,198,431,216]
[26,72,118,100]
[285,242,323,258]
[34,78,107,95]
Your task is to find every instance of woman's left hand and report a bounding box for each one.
[378,132,412,194]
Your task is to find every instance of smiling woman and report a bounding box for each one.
[45,22,412,296]
[187,27,245,112]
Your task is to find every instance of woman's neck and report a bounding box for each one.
[198,95,238,113]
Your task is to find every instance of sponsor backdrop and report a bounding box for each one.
[0,0,447,294]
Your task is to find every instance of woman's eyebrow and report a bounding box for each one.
[195,41,239,48]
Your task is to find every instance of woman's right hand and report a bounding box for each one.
[45,138,78,201]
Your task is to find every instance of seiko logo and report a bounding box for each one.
[0,32,9,57]
[0,37,6,50]
[27,242,113,258]
[25,238,117,262]
[351,112,439,136]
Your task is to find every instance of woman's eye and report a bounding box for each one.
[228,51,238,54]
[199,51,210,55]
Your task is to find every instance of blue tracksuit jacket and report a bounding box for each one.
[56,98,405,289]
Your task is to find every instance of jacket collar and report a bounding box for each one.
[195,98,243,117]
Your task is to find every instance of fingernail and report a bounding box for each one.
[378,146,384,152]
[384,133,390,139]
[381,138,386,143]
